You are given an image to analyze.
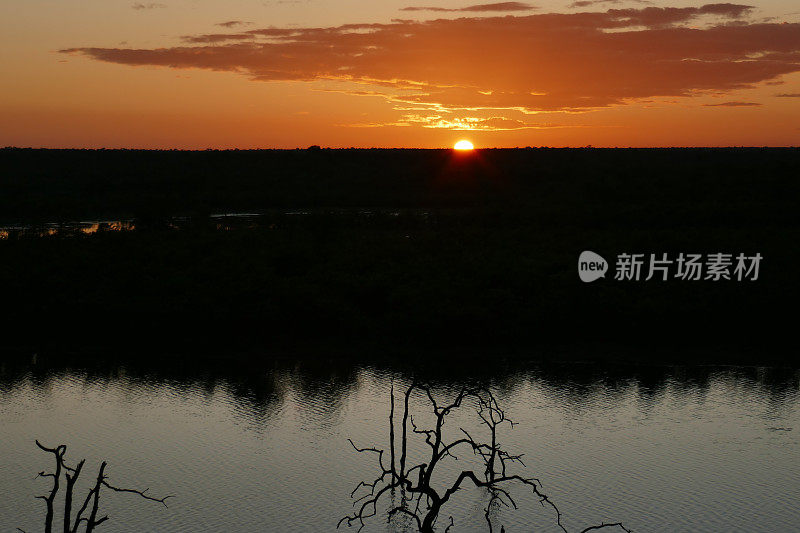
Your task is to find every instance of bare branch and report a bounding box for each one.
[63,459,85,533]
[399,382,413,479]
[28,441,172,533]
[33,440,66,533]
[390,381,397,483]
[339,384,630,533]
[579,523,633,533]
[101,481,174,507]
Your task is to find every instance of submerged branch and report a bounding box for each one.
[28,441,172,533]
[339,383,632,533]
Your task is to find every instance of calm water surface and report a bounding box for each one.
[1,358,798,532]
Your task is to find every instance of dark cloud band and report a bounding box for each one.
[62,5,799,113]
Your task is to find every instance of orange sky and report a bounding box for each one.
[1,0,799,148]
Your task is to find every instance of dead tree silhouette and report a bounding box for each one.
[19,440,172,533]
[339,382,631,533]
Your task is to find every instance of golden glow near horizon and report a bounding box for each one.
[453,140,475,150]
[0,0,799,148]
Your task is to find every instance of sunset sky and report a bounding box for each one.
[2,0,799,148]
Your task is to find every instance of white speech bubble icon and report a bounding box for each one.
[578,251,608,282]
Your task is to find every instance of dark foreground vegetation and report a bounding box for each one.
[341,382,630,533]
[27,440,170,533]
[0,147,798,363]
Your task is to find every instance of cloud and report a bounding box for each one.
[132,2,166,9]
[702,101,762,106]
[403,115,581,129]
[342,114,581,130]
[569,0,649,8]
[775,93,800,97]
[401,2,536,12]
[216,21,253,28]
[181,33,255,43]
[62,5,800,114]
[602,4,754,28]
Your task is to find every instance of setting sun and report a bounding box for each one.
[454,140,474,150]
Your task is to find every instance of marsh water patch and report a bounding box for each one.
[0,210,433,240]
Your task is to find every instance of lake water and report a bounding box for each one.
[1,357,798,532]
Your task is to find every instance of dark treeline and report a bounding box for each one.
[2,147,798,223]
[0,148,798,362]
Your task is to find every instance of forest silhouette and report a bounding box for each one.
[0,147,797,362]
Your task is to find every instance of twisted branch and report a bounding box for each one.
[339,383,631,533]
[27,441,172,533]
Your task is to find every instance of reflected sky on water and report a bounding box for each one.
[1,357,798,532]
